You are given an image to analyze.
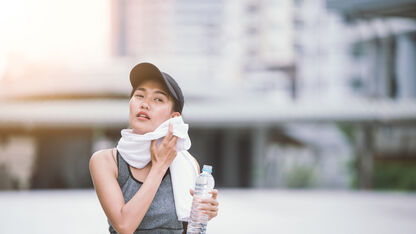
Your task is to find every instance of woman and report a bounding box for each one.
[89,62,219,234]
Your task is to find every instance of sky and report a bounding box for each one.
[0,0,110,78]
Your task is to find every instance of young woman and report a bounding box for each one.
[89,63,219,234]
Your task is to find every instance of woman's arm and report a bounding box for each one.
[89,123,178,234]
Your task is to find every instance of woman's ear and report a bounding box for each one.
[170,112,181,118]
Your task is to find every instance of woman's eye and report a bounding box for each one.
[135,94,144,98]
[154,98,163,102]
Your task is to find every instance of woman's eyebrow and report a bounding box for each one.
[136,87,168,97]
[154,90,168,97]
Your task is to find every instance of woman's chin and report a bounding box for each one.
[131,124,155,135]
[132,128,148,135]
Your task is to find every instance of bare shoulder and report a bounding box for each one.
[186,152,201,173]
[89,148,117,175]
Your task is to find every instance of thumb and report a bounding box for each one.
[189,188,194,196]
[150,140,157,151]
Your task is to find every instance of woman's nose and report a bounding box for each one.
[139,100,150,110]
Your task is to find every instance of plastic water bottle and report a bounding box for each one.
[187,165,215,234]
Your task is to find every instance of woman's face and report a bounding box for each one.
[129,79,180,134]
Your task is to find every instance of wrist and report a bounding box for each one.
[150,163,168,176]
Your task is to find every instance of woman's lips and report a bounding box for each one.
[136,111,150,120]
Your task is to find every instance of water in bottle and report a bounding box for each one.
[187,165,215,234]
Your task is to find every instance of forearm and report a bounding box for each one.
[117,166,167,233]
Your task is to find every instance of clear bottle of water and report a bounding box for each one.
[187,165,215,234]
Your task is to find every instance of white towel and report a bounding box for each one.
[116,116,199,221]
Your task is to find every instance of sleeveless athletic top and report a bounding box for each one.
[108,151,184,233]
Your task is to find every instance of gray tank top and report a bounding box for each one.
[108,151,184,233]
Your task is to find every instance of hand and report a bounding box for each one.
[190,189,219,221]
[150,122,178,172]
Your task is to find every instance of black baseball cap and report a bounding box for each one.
[129,62,184,113]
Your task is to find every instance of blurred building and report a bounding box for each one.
[293,0,416,188]
[111,0,296,98]
[1,0,416,190]
[327,0,416,100]
[295,0,416,100]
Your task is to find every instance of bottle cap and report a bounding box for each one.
[202,165,212,173]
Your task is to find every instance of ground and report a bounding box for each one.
[0,189,415,234]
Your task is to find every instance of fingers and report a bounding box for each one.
[198,204,218,212]
[204,210,218,220]
[165,136,178,160]
[168,136,178,147]
[167,121,177,148]
[165,122,173,141]
[198,203,219,220]
[150,140,157,151]
[162,121,178,146]
[200,197,219,207]
[195,190,219,220]
[209,189,218,200]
